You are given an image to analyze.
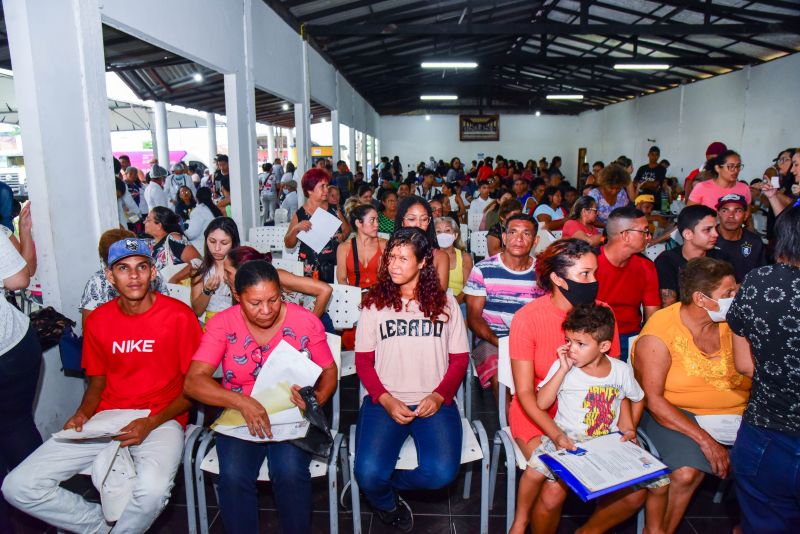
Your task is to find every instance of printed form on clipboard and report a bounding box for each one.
[538,432,670,502]
[211,340,323,442]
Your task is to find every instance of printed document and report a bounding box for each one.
[52,409,152,440]
[296,207,340,253]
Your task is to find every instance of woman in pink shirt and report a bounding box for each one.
[688,150,751,209]
[561,195,602,246]
[184,260,337,534]
[354,227,469,531]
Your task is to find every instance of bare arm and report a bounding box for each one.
[457,252,473,304]
[16,203,36,276]
[433,249,449,291]
[465,294,499,346]
[732,333,755,378]
[643,305,659,322]
[1,250,30,291]
[337,209,351,241]
[487,235,502,257]
[278,270,333,317]
[571,229,603,247]
[536,366,567,410]
[284,213,307,249]
[511,359,564,442]
[335,242,349,284]
[64,375,106,430]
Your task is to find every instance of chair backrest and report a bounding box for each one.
[282,247,299,261]
[534,228,557,255]
[274,208,289,225]
[248,226,287,253]
[459,223,470,245]
[167,283,193,309]
[272,258,304,276]
[627,334,638,363]
[326,284,362,329]
[644,243,666,262]
[468,209,483,231]
[470,230,489,258]
[496,336,514,427]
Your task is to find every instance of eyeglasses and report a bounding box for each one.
[723,163,744,171]
[624,228,652,237]
[777,157,791,164]
[585,208,598,212]
[403,215,431,224]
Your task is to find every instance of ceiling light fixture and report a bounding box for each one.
[421,61,478,69]
[425,115,431,121]
[193,73,203,82]
[281,103,290,111]
[535,111,541,117]
[320,117,327,123]
[420,95,458,101]
[546,94,584,100]
[613,63,670,70]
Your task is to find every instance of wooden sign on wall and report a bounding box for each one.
[459,115,499,142]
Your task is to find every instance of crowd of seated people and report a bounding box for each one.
[1,144,799,534]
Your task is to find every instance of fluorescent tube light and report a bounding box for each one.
[421,61,478,69]
[614,63,670,70]
[420,95,458,101]
[546,94,584,100]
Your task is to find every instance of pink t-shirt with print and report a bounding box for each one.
[192,302,334,395]
[355,294,469,405]
[688,179,751,210]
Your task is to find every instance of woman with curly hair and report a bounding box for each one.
[353,227,469,531]
[394,195,449,290]
[588,163,633,225]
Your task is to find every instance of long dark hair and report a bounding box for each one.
[774,206,800,265]
[196,187,223,217]
[234,260,281,296]
[569,196,597,220]
[150,206,182,235]
[362,227,448,321]
[192,217,240,284]
[394,195,439,249]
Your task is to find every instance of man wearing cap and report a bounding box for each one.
[634,146,667,206]
[165,162,196,210]
[715,193,765,282]
[635,194,674,245]
[3,238,202,533]
[144,165,169,209]
[684,141,727,197]
[213,154,230,197]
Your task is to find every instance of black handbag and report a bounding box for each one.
[290,386,334,458]
[28,306,75,351]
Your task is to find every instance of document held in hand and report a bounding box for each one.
[52,409,152,440]
[296,207,341,254]
[538,432,670,502]
[212,340,323,442]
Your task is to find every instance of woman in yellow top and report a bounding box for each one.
[434,217,472,314]
[632,257,751,534]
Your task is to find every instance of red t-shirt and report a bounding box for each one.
[507,296,620,442]
[477,166,494,181]
[561,219,597,239]
[82,293,202,426]
[596,247,661,334]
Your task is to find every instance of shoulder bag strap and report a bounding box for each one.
[351,237,360,287]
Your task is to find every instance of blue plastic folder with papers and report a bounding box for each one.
[538,432,670,502]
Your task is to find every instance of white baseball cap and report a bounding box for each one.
[91,442,137,522]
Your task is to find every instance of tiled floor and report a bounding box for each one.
[8,376,741,533]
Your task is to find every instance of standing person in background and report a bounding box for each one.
[165,162,196,211]
[188,164,201,189]
[272,158,284,180]
[596,206,661,360]
[144,165,169,209]
[185,187,223,251]
[548,156,564,179]
[684,142,727,198]
[278,161,296,199]
[589,163,632,225]
[634,146,667,207]
[122,166,148,222]
[280,180,299,221]
[258,162,278,225]
[333,160,354,202]
[213,154,230,198]
[728,206,800,533]
[688,150,751,209]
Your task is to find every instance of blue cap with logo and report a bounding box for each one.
[107,238,153,267]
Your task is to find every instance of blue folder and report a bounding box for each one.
[538,434,671,502]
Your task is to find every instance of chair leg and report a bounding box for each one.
[329,433,344,534]
[472,421,490,534]
[184,426,203,534]
[463,463,473,500]
[349,425,362,534]
[636,508,645,534]
[713,478,730,504]
[488,435,502,509]
[194,431,216,534]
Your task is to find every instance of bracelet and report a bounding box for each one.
[202,286,215,296]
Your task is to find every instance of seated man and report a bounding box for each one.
[655,205,731,307]
[714,193,765,282]
[463,214,545,394]
[3,238,202,533]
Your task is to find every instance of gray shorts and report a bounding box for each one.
[640,409,729,475]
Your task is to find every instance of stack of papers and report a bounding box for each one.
[538,432,670,501]
[212,340,322,442]
[52,409,152,440]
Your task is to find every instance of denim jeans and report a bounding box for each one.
[354,398,462,511]
[215,434,312,534]
[731,421,800,534]
[0,326,42,532]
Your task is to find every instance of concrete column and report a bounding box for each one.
[331,110,340,164]
[4,0,113,436]
[296,38,312,175]
[267,125,275,163]
[148,110,158,164]
[205,111,217,168]
[360,131,367,176]
[348,125,356,173]
[294,105,308,175]
[153,101,169,168]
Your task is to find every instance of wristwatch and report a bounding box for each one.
[202,286,215,296]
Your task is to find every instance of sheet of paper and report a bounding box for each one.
[296,207,341,254]
[212,340,323,439]
[540,433,668,496]
[695,414,742,446]
[212,421,310,443]
[52,409,152,440]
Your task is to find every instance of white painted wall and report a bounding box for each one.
[381,52,800,184]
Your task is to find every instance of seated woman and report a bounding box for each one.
[79,228,169,329]
[532,186,567,232]
[632,257,751,534]
[589,164,632,226]
[184,187,223,251]
[190,217,238,324]
[336,204,386,289]
[377,189,398,234]
[145,206,201,283]
[434,216,473,309]
[354,228,469,530]
[562,195,602,246]
[487,198,522,257]
[284,169,350,283]
[174,185,196,228]
[394,196,449,290]
[184,260,338,534]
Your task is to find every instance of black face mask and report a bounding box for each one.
[559,279,599,306]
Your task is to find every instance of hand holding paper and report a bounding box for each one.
[54,409,152,440]
[296,207,341,254]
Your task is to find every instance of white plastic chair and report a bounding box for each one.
[377,232,391,241]
[166,283,192,309]
[274,208,289,225]
[470,230,489,258]
[282,247,300,261]
[488,337,530,533]
[644,243,666,262]
[186,334,347,534]
[347,381,490,534]
[272,258,304,277]
[468,210,483,232]
[248,226,287,254]
[460,223,470,246]
[533,228,557,255]
[325,284,362,330]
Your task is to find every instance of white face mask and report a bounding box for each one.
[702,294,734,322]
[437,233,456,249]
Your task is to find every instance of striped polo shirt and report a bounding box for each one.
[462,253,545,337]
